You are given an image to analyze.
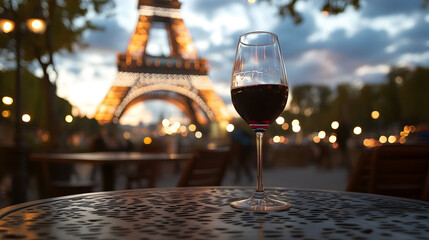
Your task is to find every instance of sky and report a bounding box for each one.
[53,0,429,125]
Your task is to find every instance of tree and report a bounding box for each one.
[399,67,429,123]
[262,0,428,24]
[288,85,333,132]
[0,0,114,149]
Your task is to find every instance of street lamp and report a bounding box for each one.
[1,10,46,204]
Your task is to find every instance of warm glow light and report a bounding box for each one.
[399,137,406,144]
[329,135,337,143]
[226,124,234,132]
[162,119,170,127]
[40,132,50,142]
[318,131,326,139]
[248,0,256,4]
[281,123,289,130]
[65,115,73,123]
[2,96,13,105]
[180,126,187,133]
[207,143,217,150]
[331,121,339,130]
[2,110,11,118]
[322,10,330,16]
[195,131,202,138]
[273,136,281,143]
[388,135,396,143]
[371,110,380,119]
[291,119,300,126]
[26,18,46,34]
[363,138,379,148]
[276,117,285,125]
[353,126,362,135]
[189,124,196,132]
[292,125,301,133]
[379,135,387,144]
[186,43,195,54]
[123,132,130,140]
[313,136,321,143]
[143,137,152,145]
[363,139,370,147]
[22,114,31,122]
[0,19,14,33]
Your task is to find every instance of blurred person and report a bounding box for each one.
[230,127,253,183]
[315,140,332,169]
[336,121,351,169]
[90,129,108,152]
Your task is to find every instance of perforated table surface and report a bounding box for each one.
[1,187,428,239]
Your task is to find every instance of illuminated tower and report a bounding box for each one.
[94,0,230,127]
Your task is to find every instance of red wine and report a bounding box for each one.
[231,84,288,131]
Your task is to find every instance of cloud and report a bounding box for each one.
[360,0,426,18]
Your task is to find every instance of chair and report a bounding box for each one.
[125,162,159,189]
[38,162,95,198]
[347,145,429,201]
[177,147,230,187]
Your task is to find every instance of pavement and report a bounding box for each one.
[155,163,349,191]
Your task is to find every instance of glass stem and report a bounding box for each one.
[256,131,264,193]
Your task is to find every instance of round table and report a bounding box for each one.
[1,187,428,239]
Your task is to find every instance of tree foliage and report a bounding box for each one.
[261,0,428,24]
[0,0,114,150]
[277,66,429,137]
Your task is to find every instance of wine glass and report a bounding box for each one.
[230,31,291,211]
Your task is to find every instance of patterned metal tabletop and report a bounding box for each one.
[0,187,428,240]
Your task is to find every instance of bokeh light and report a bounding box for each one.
[353,126,362,135]
[65,115,73,123]
[2,110,11,118]
[26,18,47,34]
[292,125,301,133]
[123,132,131,140]
[313,136,321,143]
[143,137,152,145]
[188,124,196,132]
[281,123,289,130]
[226,123,234,132]
[22,114,31,123]
[0,19,14,33]
[371,110,380,119]
[2,96,13,105]
[162,119,170,127]
[291,119,299,126]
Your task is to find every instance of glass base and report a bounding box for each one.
[230,191,291,211]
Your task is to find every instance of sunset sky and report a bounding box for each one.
[53,0,429,125]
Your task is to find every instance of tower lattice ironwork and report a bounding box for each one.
[94,0,231,126]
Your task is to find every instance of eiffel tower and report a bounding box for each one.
[94,0,231,128]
